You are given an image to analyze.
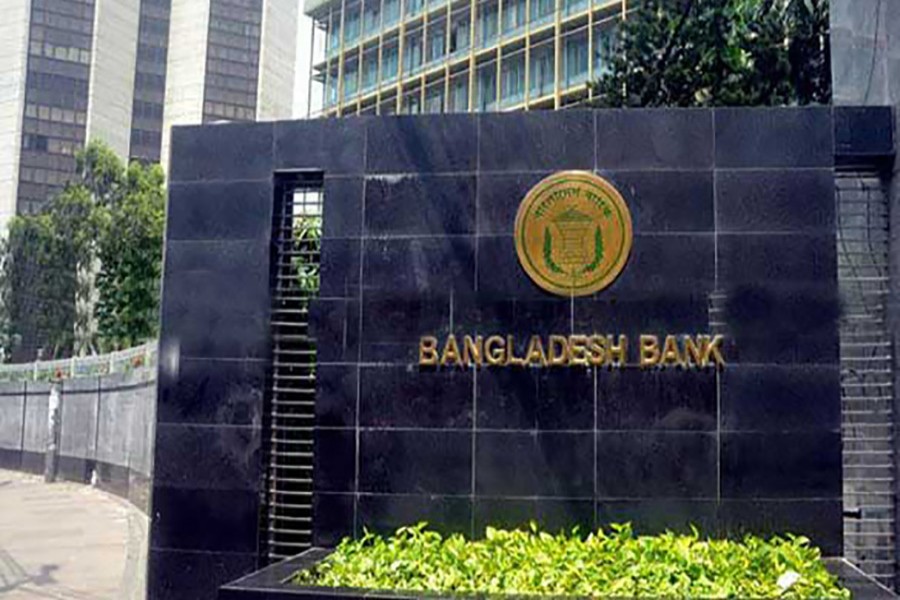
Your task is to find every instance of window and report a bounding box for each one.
[362,53,378,90]
[449,15,469,54]
[449,75,468,111]
[363,1,380,36]
[344,5,361,43]
[383,0,399,26]
[428,26,445,63]
[476,63,496,111]
[403,32,423,74]
[501,53,524,105]
[477,2,498,47]
[344,61,359,98]
[530,0,553,27]
[502,0,526,36]
[530,43,554,97]
[425,85,443,113]
[382,45,399,81]
[564,33,588,86]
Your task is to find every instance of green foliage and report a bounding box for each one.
[0,140,165,360]
[0,214,78,359]
[591,0,830,108]
[294,523,849,598]
[94,160,165,350]
[292,215,322,296]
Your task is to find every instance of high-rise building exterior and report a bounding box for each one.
[130,0,172,163]
[304,0,624,116]
[161,0,298,166]
[0,0,298,232]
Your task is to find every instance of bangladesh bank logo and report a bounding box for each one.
[514,171,633,297]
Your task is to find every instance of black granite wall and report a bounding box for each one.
[154,108,858,600]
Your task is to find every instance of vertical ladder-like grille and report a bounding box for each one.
[264,179,323,563]
[837,172,895,588]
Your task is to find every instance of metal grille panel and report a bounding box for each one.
[263,178,323,563]
[837,172,895,588]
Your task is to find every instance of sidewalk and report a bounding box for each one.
[0,469,148,599]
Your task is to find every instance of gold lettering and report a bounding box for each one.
[485,335,506,366]
[640,335,660,368]
[547,335,570,366]
[660,335,684,367]
[525,335,548,367]
[569,335,589,366]
[419,336,439,366]
[701,334,726,368]
[683,336,703,367]
[608,334,627,367]
[587,334,606,366]
[506,335,526,366]
[440,334,462,367]
[463,335,483,366]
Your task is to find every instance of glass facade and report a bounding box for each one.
[203,0,263,123]
[309,0,624,116]
[18,0,95,214]
[130,0,171,163]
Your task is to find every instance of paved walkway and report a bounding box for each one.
[0,470,147,600]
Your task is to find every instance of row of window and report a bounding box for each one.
[20,166,75,186]
[22,134,81,156]
[208,43,256,64]
[209,16,261,38]
[33,0,94,20]
[203,102,256,121]
[325,26,611,105]
[29,40,91,65]
[24,102,88,125]
[210,1,262,26]
[324,0,608,53]
[31,8,94,36]
[23,117,86,142]
[207,58,258,79]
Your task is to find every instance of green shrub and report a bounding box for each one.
[294,523,849,598]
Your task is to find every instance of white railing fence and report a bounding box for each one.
[0,341,158,383]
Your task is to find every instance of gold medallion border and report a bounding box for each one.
[513,170,634,297]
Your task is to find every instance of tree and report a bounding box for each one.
[591,0,830,108]
[94,161,165,349]
[0,140,165,361]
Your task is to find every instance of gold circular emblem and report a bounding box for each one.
[514,171,633,297]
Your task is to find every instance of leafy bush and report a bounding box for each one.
[294,523,848,598]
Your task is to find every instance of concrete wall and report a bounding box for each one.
[0,0,31,233]
[0,367,157,512]
[161,0,211,170]
[257,0,298,121]
[87,0,141,160]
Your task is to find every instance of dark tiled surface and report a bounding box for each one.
[359,367,472,428]
[150,487,260,553]
[358,494,472,536]
[364,175,476,236]
[359,430,472,495]
[595,109,714,170]
[167,181,273,241]
[157,358,265,426]
[275,119,365,174]
[721,431,843,499]
[366,114,477,174]
[833,106,894,158]
[476,432,594,497]
[714,107,833,168]
[716,169,835,233]
[156,109,848,600]
[147,549,258,600]
[169,123,273,183]
[153,425,262,491]
[479,111,593,172]
[596,432,718,498]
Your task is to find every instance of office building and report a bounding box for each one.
[304,0,624,116]
[0,0,298,231]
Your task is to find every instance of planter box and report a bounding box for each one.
[220,549,898,600]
